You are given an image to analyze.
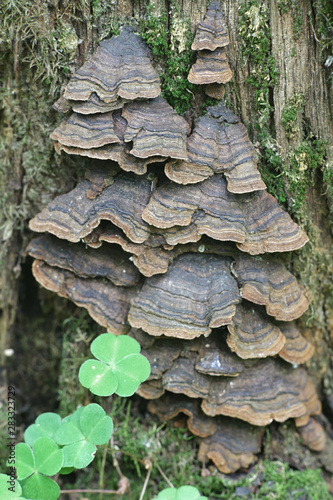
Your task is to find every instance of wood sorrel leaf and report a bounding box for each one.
[0,473,24,499]
[24,413,62,447]
[155,486,208,500]
[91,333,140,364]
[33,438,63,476]
[79,333,151,397]
[21,473,60,500]
[79,403,113,445]
[14,443,35,480]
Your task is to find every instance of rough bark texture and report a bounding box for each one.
[1,0,332,477]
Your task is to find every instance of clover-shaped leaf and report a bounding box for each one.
[21,474,60,500]
[24,413,62,447]
[13,439,63,500]
[0,473,25,499]
[54,404,113,469]
[14,444,35,481]
[79,334,151,397]
[154,486,208,500]
[33,438,64,476]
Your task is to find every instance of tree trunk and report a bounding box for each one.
[1,0,332,481]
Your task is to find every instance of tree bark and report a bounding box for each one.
[1,0,332,477]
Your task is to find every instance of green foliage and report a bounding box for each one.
[24,413,62,447]
[0,474,25,500]
[257,460,332,499]
[154,485,208,500]
[13,439,63,500]
[139,2,195,114]
[79,333,151,397]
[282,138,327,216]
[281,92,306,139]
[239,1,279,92]
[0,0,80,91]
[54,404,113,469]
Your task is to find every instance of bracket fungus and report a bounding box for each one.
[31,260,134,334]
[27,17,326,475]
[142,174,308,253]
[55,27,160,114]
[136,331,321,427]
[188,49,233,85]
[232,254,310,321]
[165,102,266,193]
[52,97,189,173]
[189,1,232,89]
[121,97,190,160]
[147,394,264,474]
[26,234,141,288]
[296,418,327,452]
[226,302,286,359]
[29,174,152,244]
[191,1,229,51]
[128,254,241,339]
[50,111,121,150]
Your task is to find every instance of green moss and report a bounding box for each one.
[139,1,195,114]
[257,461,331,499]
[281,92,306,139]
[279,91,328,218]
[282,139,327,216]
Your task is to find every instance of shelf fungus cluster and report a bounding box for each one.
[188,1,232,98]
[28,14,326,474]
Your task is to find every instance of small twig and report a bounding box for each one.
[139,465,152,500]
[155,461,174,488]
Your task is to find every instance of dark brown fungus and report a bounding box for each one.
[54,142,164,176]
[165,102,266,193]
[201,358,321,426]
[128,254,240,339]
[278,323,314,365]
[53,92,134,115]
[194,335,244,376]
[27,234,141,287]
[121,97,190,159]
[84,164,119,199]
[226,303,286,359]
[162,354,212,398]
[135,333,320,426]
[147,392,264,474]
[296,418,326,451]
[29,175,152,244]
[50,111,120,150]
[62,27,160,109]
[232,254,309,321]
[136,378,165,400]
[191,1,230,51]
[188,48,233,85]
[32,260,133,333]
[142,175,308,253]
[147,394,218,438]
[198,421,264,474]
[205,83,225,100]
